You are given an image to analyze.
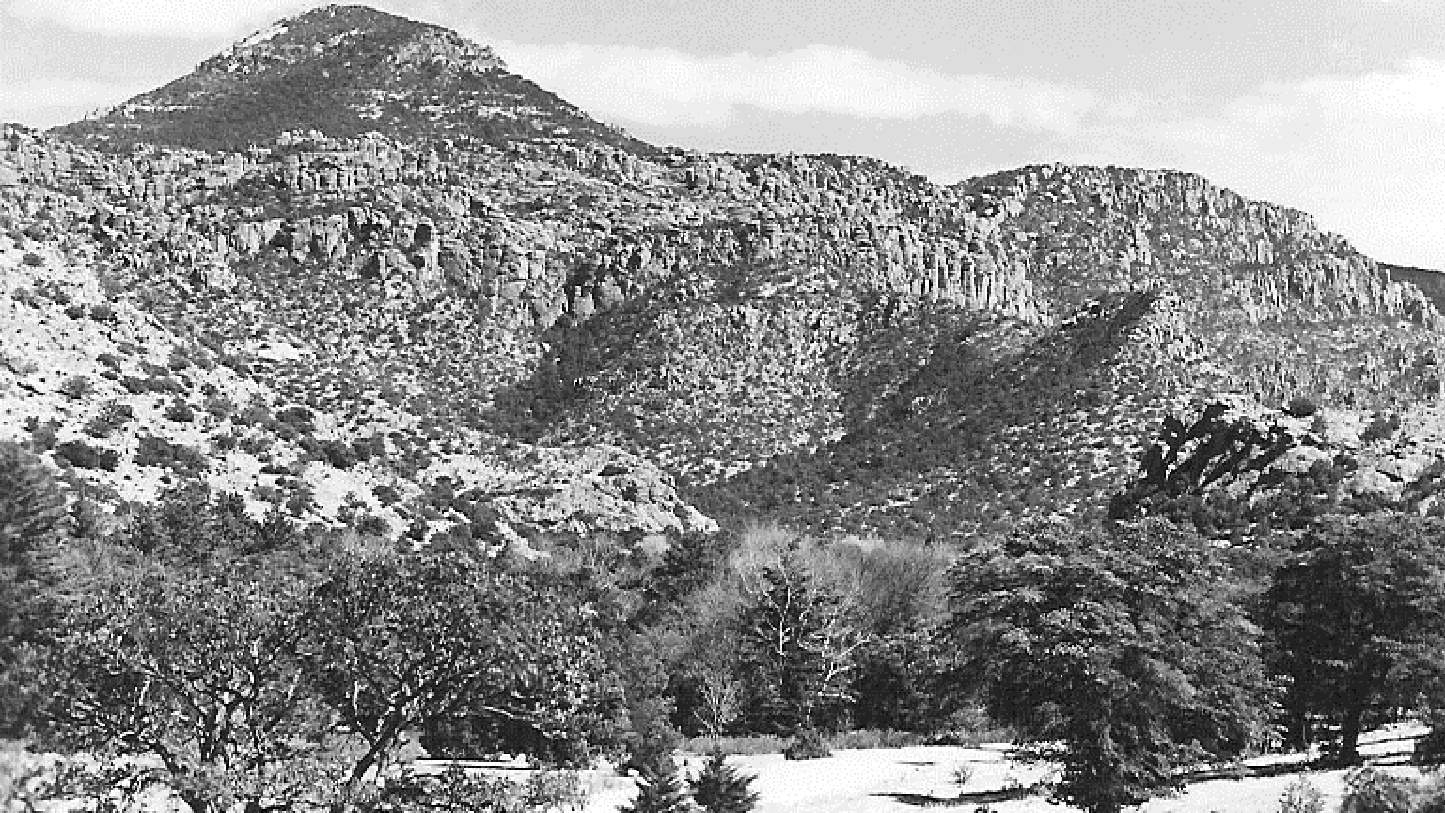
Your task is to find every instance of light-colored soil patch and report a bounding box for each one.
[581,726,1425,813]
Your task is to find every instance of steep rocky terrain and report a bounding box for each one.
[5,5,1445,545]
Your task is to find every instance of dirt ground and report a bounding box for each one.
[579,725,1427,813]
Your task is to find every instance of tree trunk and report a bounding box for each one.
[1338,703,1364,765]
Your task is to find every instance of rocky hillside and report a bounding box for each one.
[55,5,650,154]
[4,6,1445,545]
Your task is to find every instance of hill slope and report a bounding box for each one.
[54,4,650,154]
[4,7,1445,544]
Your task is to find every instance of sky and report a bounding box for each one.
[1,0,1442,267]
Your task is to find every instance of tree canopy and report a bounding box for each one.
[945,518,1269,813]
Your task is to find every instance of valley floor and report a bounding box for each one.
[575,726,1425,813]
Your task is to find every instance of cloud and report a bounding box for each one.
[1070,57,1445,267]
[5,0,308,38]
[0,78,150,127]
[484,39,1097,134]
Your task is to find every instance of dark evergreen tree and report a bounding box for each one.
[1262,513,1445,763]
[946,517,1269,813]
[622,760,694,813]
[689,749,758,813]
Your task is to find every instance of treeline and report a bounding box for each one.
[8,434,1445,813]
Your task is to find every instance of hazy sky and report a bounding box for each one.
[1,0,1442,267]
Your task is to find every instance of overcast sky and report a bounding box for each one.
[1,0,1442,267]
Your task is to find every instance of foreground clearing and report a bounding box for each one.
[578,726,1425,813]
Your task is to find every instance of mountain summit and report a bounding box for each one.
[56,5,649,153]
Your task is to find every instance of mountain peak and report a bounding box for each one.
[54,5,646,154]
[210,4,505,75]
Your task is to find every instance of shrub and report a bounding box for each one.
[1276,776,1325,813]
[164,400,196,423]
[58,376,92,401]
[82,416,114,439]
[64,304,86,320]
[1,351,38,376]
[235,404,272,427]
[1418,776,1445,813]
[89,303,116,323]
[782,726,830,760]
[134,436,208,473]
[24,417,58,452]
[53,440,119,471]
[202,394,236,419]
[96,353,122,370]
[828,729,925,750]
[356,514,391,538]
[1285,396,1318,418]
[85,402,133,438]
[285,482,317,517]
[952,763,975,787]
[315,438,355,470]
[680,736,787,756]
[1341,768,1414,813]
[522,770,587,811]
[21,253,43,267]
[239,434,273,456]
[373,766,515,813]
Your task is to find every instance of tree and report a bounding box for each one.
[0,441,66,736]
[42,508,350,813]
[945,518,1269,813]
[735,542,866,733]
[1261,513,1445,763]
[689,749,758,813]
[300,550,614,794]
[621,760,694,813]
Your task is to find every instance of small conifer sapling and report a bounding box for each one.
[622,759,694,813]
[689,749,758,813]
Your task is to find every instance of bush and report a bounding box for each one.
[1341,768,1414,813]
[782,726,830,760]
[25,418,58,452]
[952,763,975,787]
[372,766,515,813]
[276,406,316,433]
[1363,413,1403,444]
[84,402,134,438]
[522,770,586,811]
[89,304,116,323]
[1276,776,1325,813]
[203,394,236,419]
[356,514,391,537]
[1285,396,1318,418]
[21,253,43,267]
[64,304,86,320]
[58,376,92,401]
[53,440,118,471]
[828,729,925,751]
[165,400,196,423]
[1418,776,1445,813]
[134,436,209,473]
